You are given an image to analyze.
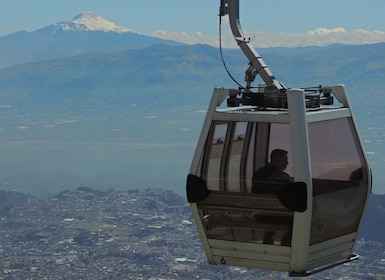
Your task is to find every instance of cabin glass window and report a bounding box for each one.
[205,122,228,191]
[268,123,293,177]
[308,117,368,244]
[198,121,294,246]
[227,122,247,192]
[248,123,293,180]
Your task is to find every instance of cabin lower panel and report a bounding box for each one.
[206,239,291,272]
[203,232,358,274]
[306,233,357,271]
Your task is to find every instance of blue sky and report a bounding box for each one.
[1,0,385,47]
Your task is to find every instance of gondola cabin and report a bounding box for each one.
[186,86,371,275]
[186,0,371,276]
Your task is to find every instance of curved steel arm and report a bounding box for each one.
[220,0,285,92]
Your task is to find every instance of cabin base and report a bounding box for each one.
[289,254,359,277]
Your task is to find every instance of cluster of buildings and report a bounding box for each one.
[0,187,384,279]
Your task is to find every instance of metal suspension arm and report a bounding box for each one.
[220,0,286,92]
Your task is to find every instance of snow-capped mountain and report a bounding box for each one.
[0,12,182,68]
[50,11,134,34]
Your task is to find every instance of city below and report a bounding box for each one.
[0,187,384,279]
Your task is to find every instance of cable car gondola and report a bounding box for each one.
[186,0,371,276]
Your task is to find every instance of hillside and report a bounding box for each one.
[0,44,224,108]
[0,190,33,216]
[0,43,384,108]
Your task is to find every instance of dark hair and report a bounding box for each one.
[270,149,288,162]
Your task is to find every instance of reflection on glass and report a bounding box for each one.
[227,122,247,192]
[198,194,293,246]
[206,123,228,191]
[309,117,368,244]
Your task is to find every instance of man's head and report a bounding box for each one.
[270,149,289,170]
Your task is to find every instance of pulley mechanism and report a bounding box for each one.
[219,0,334,108]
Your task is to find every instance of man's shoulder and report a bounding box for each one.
[274,170,293,182]
[253,164,278,180]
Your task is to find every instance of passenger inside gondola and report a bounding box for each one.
[251,149,294,245]
[252,149,293,194]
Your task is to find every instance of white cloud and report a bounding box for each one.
[151,27,385,48]
[151,30,219,46]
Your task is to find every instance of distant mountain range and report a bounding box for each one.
[1,12,384,107]
[0,41,384,109]
[0,12,183,68]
